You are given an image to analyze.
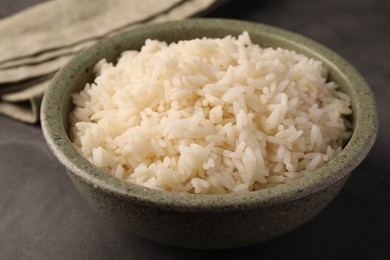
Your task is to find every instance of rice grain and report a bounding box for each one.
[70,32,352,194]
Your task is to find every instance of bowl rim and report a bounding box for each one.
[41,18,378,211]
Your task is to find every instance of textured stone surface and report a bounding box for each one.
[1,0,389,258]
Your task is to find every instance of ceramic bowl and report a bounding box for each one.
[41,18,378,249]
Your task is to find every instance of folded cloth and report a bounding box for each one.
[0,0,223,123]
[0,40,94,70]
[0,0,182,63]
[0,79,49,123]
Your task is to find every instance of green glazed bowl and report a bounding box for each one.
[41,18,378,249]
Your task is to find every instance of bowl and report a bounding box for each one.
[41,18,378,249]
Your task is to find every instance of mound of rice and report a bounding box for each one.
[69,32,352,194]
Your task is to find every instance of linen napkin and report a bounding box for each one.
[0,0,223,123]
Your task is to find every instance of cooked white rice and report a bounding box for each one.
[69,32,352,194]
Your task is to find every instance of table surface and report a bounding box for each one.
[1,0,389,259]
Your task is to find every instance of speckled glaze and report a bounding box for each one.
[41,19,378,249]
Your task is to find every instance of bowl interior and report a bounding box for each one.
[41,18,378,210]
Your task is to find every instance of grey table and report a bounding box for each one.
[1,0,389,259]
